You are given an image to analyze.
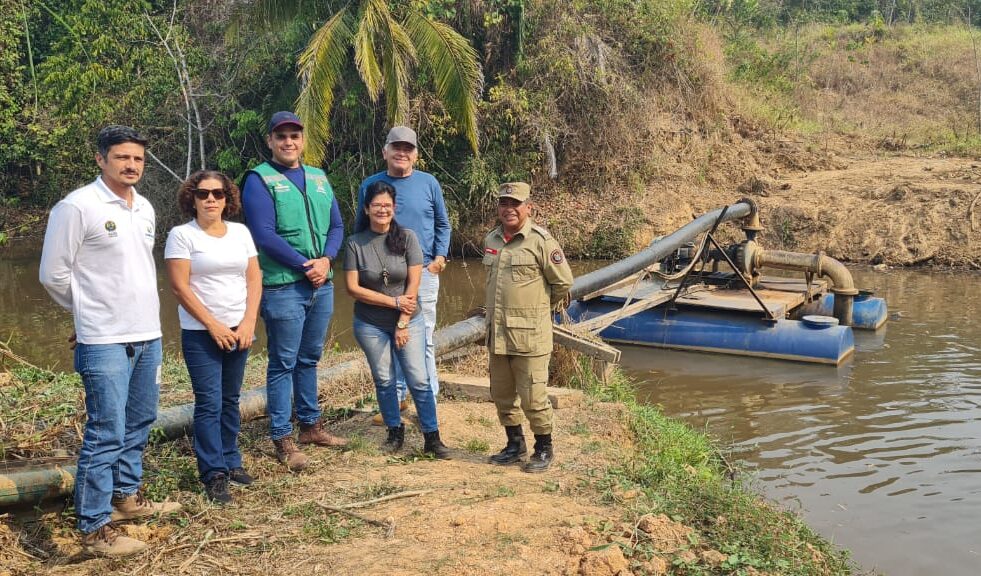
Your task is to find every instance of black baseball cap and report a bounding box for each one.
[268,111,304,133]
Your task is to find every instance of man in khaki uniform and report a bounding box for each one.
[483,182,573,473]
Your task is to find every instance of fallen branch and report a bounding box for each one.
[143,532,261,574]
[969,189,980,232]
[338,489,432,510]
[0,341,46,373]
[178,529,212,573]
[315,501,396,538]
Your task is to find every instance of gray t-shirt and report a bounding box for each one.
[344,228,423,328]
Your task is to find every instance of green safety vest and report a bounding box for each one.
[248,162,335,286]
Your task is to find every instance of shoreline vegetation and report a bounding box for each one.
[2,3,980,267]
[1,349,851,575]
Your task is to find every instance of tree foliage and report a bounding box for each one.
[242,0,483,166]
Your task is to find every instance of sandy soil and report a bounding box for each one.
[751,154,981,268]
[2,398,727,576]
[533,141,981,269]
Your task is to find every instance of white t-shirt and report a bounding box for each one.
[164,220,257,331]
[39,177,161,345]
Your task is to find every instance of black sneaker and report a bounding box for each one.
[228,467,254,486]
[205,473,232,504]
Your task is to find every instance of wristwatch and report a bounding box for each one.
[397,319,409,329]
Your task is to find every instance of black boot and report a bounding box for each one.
[522,434,553,473]
[489,425,527,466]
[382,424,404,453]
[423,430,451,460]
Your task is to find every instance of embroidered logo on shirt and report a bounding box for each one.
[550,249,565,264]
[105,220,117,238]
[485,248,498,255]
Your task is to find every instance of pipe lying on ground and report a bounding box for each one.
[0,200,756,508]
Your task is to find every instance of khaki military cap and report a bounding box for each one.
[498,182,531,202]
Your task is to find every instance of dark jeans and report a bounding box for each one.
[182,329,250,483]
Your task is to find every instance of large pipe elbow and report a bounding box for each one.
[755,250,858,326]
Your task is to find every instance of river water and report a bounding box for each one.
[2,243,979,575]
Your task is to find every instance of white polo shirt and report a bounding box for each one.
[39,177,162,345]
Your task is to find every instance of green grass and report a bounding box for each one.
[463,438,490,454]
[347,480,403,502]
[284,502,358,544]
[492,485,515,498]
[0,367,83,459]
[576,366,853,575]
[142,439,199,501]
[345,433,380,456]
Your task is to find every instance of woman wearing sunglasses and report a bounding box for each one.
[164,170,262,503]
[344,181,450,458]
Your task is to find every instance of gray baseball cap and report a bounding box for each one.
[385,126,417,147]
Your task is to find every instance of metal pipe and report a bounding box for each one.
[572,201,752,300]
[755,249,858,326]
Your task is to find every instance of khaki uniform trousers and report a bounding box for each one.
[488,352,553,435]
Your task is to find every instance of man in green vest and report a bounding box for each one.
[242,111,347,471]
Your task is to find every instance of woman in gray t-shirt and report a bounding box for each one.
[344,181,450,458]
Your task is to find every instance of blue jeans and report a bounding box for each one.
[73,339,162,534]
[353,315,438,433]
[395,269,439,401]
[260,281,333,440]
[182,329,249,483]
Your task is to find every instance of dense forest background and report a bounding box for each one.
[3,0,981,255]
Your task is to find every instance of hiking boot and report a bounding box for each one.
[489,425,527,466]
[382,424,405,453]
[110,490,182,521]
[298,419,348,447]
[371,399,410,426]
[522,434,553,474]
[82,522,147,557]
[204,473,232,504]
[273,437,309,471]
[423,430,451,460]
[228,467,254,487]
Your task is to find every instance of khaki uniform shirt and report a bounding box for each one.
[483,219,574,356]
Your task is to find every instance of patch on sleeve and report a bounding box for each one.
[485,247,498,255]
[550,249,565,264]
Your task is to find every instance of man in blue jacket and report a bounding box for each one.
[356,127,451,422]
[242,111,347,471]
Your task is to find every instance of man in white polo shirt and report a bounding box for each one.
[40,125,181,557]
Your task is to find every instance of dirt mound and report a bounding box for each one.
[755,155,981,268]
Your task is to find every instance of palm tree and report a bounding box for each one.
[244,0,483,165]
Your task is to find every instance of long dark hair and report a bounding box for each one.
[359,181,407,256]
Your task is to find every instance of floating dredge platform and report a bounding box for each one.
[564,200,887,365]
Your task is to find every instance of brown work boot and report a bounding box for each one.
[298,419,348,447]
[82,522,147,557]
[110,490,182,521]
[371,399,411,426]
[273,437,309,471]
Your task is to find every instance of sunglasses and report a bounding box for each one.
[192,188,226,200]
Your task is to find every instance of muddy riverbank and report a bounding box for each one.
[1,363,849,576]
